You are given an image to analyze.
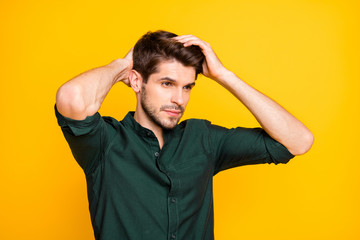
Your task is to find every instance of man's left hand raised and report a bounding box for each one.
[173,35,229,82]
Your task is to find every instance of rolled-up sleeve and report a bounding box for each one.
[207,123,294,175]
[55,104,110,175]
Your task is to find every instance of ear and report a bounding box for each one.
[128,70,143,93]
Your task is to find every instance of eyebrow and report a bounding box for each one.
[158,77,196,87]
[185,82,196,88]
[159,77,176,82]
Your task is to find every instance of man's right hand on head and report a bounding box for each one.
[113,47,133,87]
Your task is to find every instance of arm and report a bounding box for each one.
[56,48,133,120]
[173,35,314,156]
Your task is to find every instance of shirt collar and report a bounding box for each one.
[122,111,184,138]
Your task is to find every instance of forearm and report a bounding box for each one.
[216,70,314,155]
[172,35,313,155]
[56,59,131,120]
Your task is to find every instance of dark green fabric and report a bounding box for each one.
[55,104,294,240]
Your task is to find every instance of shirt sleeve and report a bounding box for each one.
[54,104,115,175]
[206,122,295,175]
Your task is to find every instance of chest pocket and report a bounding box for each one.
[168,155,213,198]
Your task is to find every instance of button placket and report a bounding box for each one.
[168,195,178,240]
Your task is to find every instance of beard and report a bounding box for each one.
[140,87,184,130]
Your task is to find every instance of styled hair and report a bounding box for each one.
[133,30,205,82]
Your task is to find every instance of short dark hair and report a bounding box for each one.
[133,30,205,83]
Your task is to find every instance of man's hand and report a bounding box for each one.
[56,47,134,120]
[113,47,133,87]
[173,35,229,82]
[174,34,314,155]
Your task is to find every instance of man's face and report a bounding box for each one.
[140,60,196,130]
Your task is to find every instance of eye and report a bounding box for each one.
[161,81,173,87]
[184,85,194,91]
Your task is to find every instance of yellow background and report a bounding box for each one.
[1,0,359,239]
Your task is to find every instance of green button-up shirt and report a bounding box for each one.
[55,105,294,240]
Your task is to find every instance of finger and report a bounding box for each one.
[124,47,134,60]
[174,36,200,43]
[174,36,210,49]
[182,39,210,52]
[173,36,203,45]
[182,39,203,46]
[172,34,195,40]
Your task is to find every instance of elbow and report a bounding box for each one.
[289,130,314,156]
[56,83,86,119]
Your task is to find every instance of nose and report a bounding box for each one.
[171,88,184,106]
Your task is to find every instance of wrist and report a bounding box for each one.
[108,58,132,84]
[212,68,234,84]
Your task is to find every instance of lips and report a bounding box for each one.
[163,109,182,117]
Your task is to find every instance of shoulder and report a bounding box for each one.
[103,116,121,127]
[179,118,211,129]
[181,118,234,133]
[101,115,129,138]
[177,118,224,138]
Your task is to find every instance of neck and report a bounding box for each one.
[134,108,164,149]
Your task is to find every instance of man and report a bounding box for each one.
[55,30,313,240]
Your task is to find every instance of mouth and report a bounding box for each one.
[163,109,182,117]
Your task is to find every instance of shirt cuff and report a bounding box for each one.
[54,104,102,136]
[263,133,295,164]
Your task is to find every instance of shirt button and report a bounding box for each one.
[154,152,159,157]
[171,198,176,203]
[171,234,176,239]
